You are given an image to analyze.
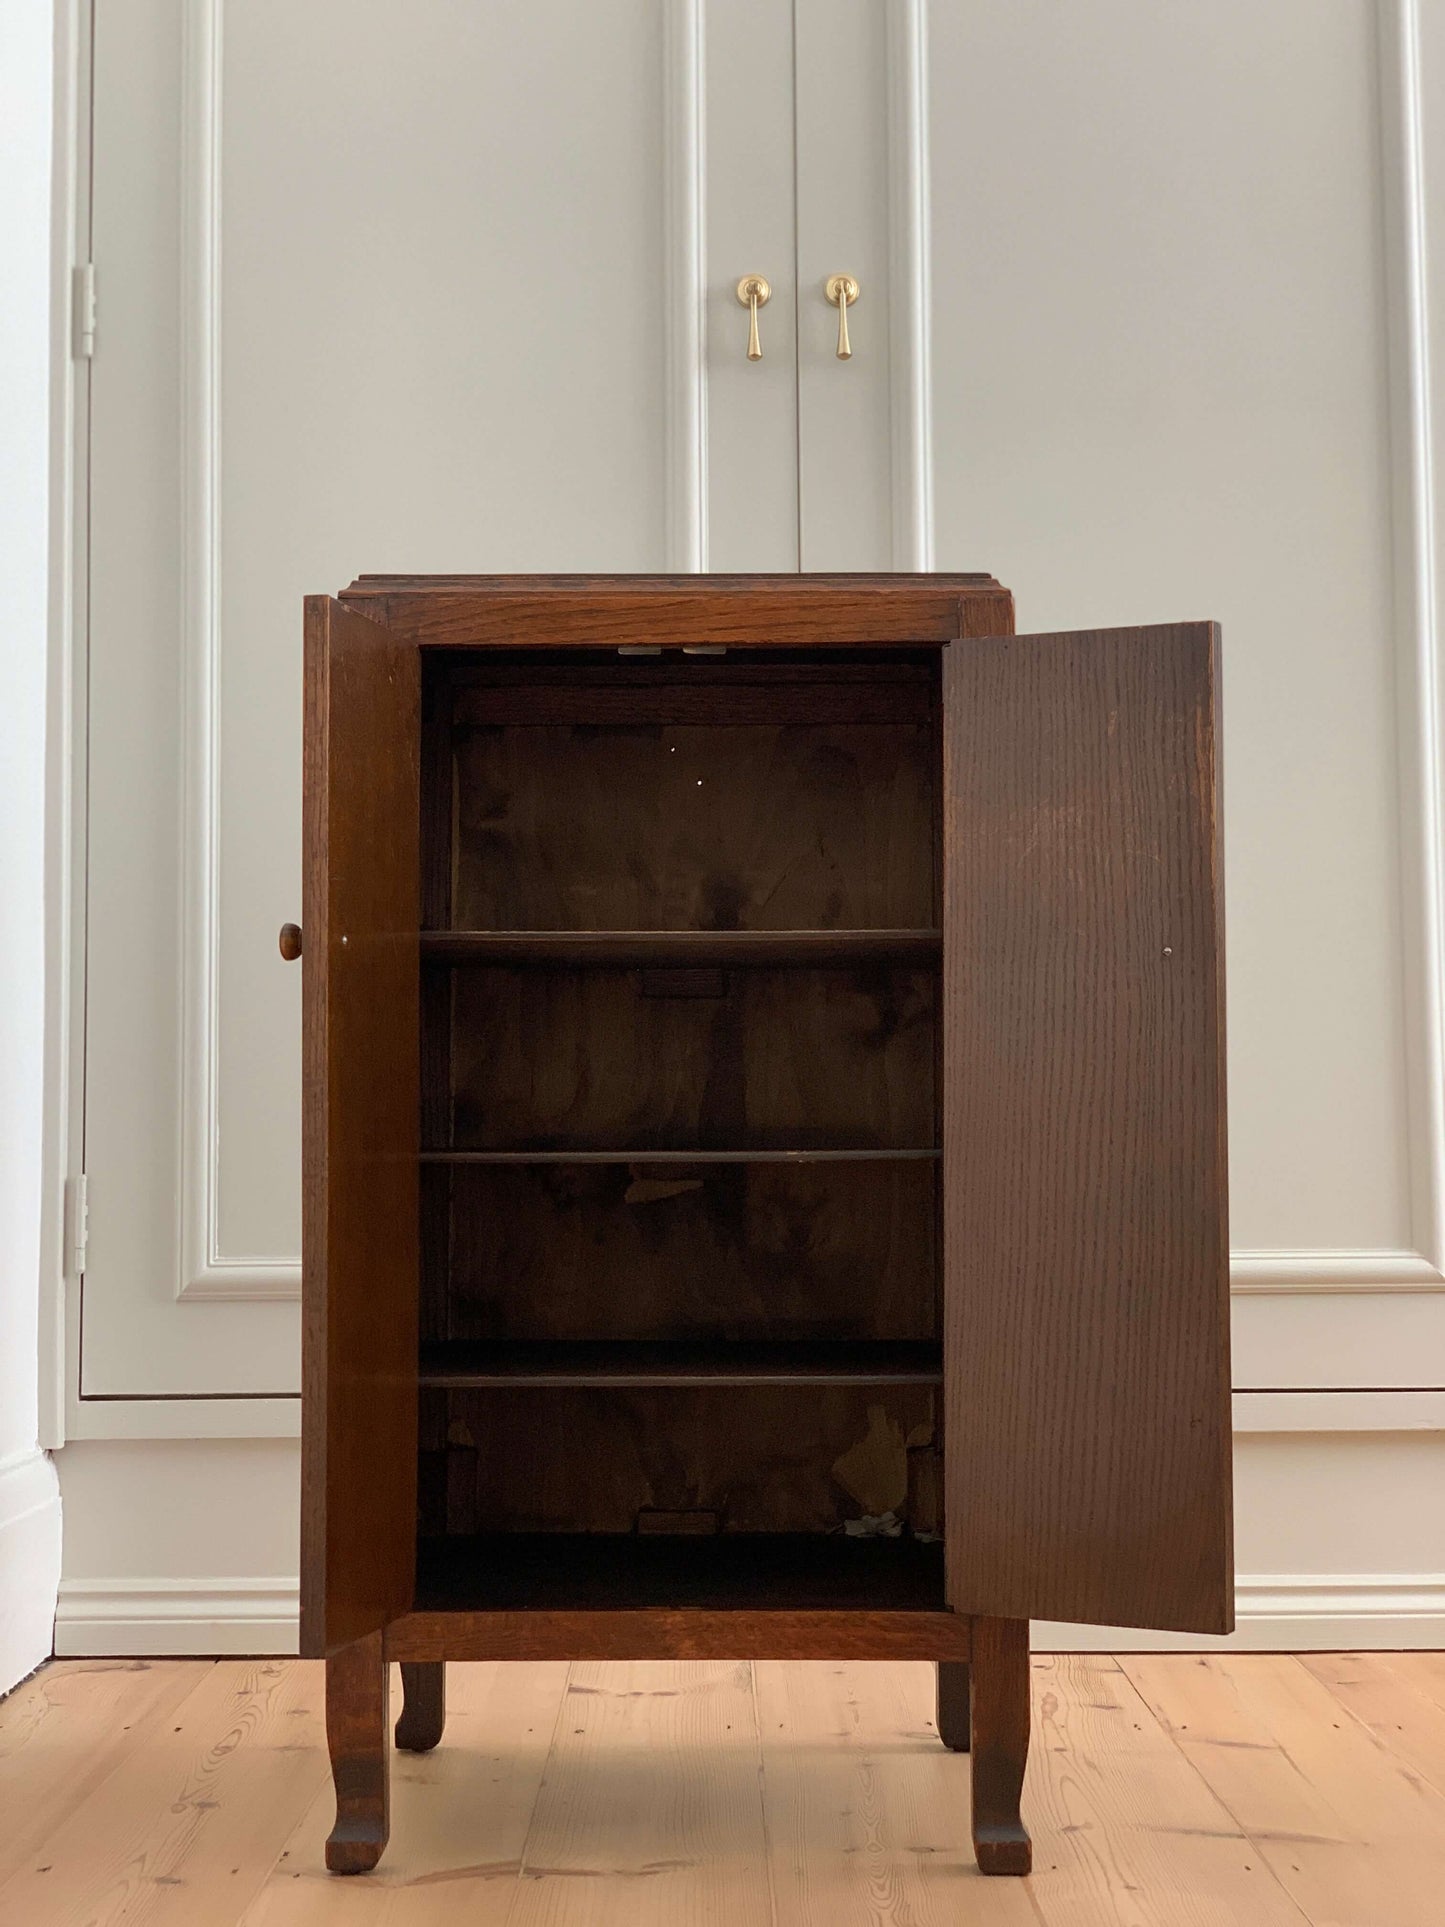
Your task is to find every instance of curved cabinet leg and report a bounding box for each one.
[936,1660,971,1751]
[969,1616,1032,1875]
[395,1660,446,1752]
[325,1632,390,1874]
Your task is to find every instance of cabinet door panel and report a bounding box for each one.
[941,623,1231,1633]
[300,598,420,1655]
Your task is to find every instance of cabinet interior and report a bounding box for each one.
[415,649,946,1613]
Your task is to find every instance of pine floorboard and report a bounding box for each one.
[2,1653,1442,1925]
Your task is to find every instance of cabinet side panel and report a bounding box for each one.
[301,596,421,1655]
[941,623,1231,1634]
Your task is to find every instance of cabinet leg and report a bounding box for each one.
[325,1632,390,1874]
[395,1660,446,1752]
[936,1660,971,1750]
[969,1616,1032,1875]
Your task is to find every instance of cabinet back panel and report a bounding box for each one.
[452,720,935,930]
[424,1385,936,1536]
[430,1159,935,1343]
[447,966,936,1151]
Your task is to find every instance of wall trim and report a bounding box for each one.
[1233,1387,1445,1430]
[1381,0,1445,1293]
[63,1396,301,1443]
[174,0,295,1304]
[0,1451,63,1691]
[54,1575,298,1658]
[51,1568,1445,1659]
[1229,1247,1445,1292]
[663,0,707,572]
[1036,1573,1445,1653]
[42,0,88,1449]
[886,0,933,570]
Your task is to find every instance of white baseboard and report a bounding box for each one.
[1034,1573,1445,1652]
[50,1570,1445,1658]
[0,1448,63,1692]
[54,1576,299,1657]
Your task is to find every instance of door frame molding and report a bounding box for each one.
[1380,0,1445,1300]
[664,0,707,571]
[886,0,933,569]
[172,0,299,1306]
[39,0,88,1448]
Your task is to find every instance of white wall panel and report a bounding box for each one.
[704,0,799,570]
[928,1,1414,1276]
[82,0,671,1394]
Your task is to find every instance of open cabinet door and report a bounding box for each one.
[300,598,421,1656]
[941,624,1231,1634]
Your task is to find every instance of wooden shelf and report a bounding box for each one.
[413,1532,947,1614]
[421,929,941,968]
[419,1148,941,1164]
[418,1338,943,1389]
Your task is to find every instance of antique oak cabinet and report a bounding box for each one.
[292,573,1231,1878]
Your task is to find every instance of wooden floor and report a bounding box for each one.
[3,1652,1445,1924]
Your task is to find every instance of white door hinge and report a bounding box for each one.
[66,1173,89,1276]
[73,263,96,358]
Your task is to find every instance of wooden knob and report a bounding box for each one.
[279,922,303,961]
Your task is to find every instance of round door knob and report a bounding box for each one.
[279,922,303,961]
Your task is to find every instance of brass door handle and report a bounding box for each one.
[736,275,771,361]
[825,274,859,360]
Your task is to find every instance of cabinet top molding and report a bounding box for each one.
[333,573,1013,649]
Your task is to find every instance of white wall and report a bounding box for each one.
[0,0,62,1693]
[47,0,1445,1656]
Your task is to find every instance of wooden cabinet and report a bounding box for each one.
[297,573,1232,1878]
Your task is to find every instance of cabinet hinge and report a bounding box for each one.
[73,263,96,358]
[66,1173,89,1276]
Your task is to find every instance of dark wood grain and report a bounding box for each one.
[430,1383,936,1536]
[386,1608,972,1663]
[941,623,1232,1635]
[432,1158,936,1344]
[387,590,978,648]
[422,1149,940,1163]
[394,1662,445,1753]
[423,930,941,967]
[278,921,302,961]
[324,1632,390,1874]
[299,596,420,1658]
[334,574,1012,650]
[451,718,934,933]
[969,1616,1032,1875]
[343,571,999,595]
[448,966,936,1152]
[418,667,458,1375]
[416,1338,942,1387]
[936,1659,971,1751]
[451,679,931,727]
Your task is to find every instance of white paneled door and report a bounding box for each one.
[78,0,909,1408]
[923,0,1445,1390]
[84,1,681,1398]
[76,0,1444,1415]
